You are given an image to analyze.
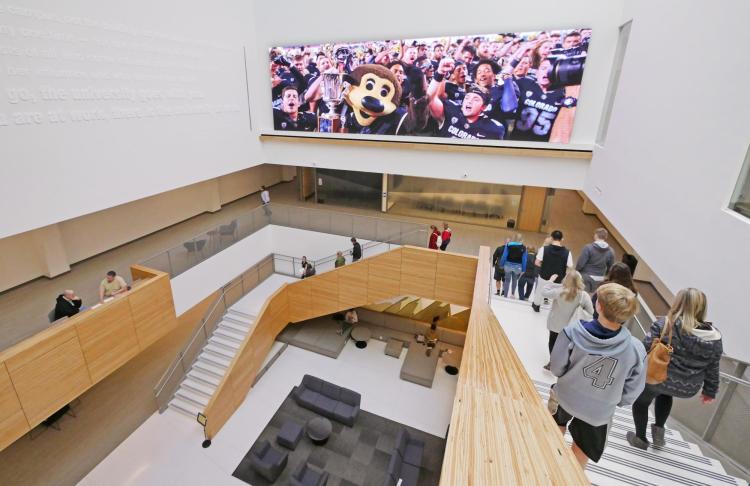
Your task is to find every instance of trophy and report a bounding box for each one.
[318,72,343,133]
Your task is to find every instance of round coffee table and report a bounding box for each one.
[306,417,333,445]
[350,326,371,349]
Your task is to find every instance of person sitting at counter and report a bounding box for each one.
[99,270,129,303]
[54,290,82,320]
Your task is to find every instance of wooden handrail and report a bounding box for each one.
[203,246,479,438]
[439,246,588,485]
[0,265,177,451]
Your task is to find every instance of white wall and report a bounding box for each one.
[585,0,750,361]
[0,0,255,239]
[247,0,625,189]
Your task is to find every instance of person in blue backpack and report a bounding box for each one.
[498,233,527,298]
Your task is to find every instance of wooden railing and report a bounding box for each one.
[0,265,177,451]
[203,246,479,438]
[439,247,588,485]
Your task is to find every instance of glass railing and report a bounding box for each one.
[140,202,430,278]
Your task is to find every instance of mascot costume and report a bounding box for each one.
[342,64,409,135]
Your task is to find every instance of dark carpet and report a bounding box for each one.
[232,391,446,486]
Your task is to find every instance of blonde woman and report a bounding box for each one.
[542,271,593,370]
[627,288,723,450]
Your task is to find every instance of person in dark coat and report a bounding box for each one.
[627,288,723,450]
[351,237,362,262]
[54,290,82,320]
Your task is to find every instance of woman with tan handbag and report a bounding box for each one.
[627,288,723,450]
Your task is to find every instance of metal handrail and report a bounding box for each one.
[153,258,266,400]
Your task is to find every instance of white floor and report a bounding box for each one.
[81,333,457,485]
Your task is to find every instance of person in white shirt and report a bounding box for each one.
[260,186,271,216]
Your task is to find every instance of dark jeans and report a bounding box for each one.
[518,275,535,300]
[548,331,559,354]
[440,239,450,251]
[632,385,674,441]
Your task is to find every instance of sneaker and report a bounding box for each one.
[543,363,551,371]
[626,431,649,450]
[531,304,541,312]
[650,425,666,447]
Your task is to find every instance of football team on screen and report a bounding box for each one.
[270,30,590,143]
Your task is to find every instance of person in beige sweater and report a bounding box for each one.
[542,270,593,370]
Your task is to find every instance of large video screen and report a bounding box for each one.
[269,29,591,143]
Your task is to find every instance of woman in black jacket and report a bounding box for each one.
[627,288,723,450]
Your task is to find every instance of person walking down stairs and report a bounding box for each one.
[532,230,573,312]
[627,288,723,450]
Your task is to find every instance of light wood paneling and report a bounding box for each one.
[439,247,588,485]
[75,298,139,384]
[337,262,369,309]
[400,247,437,299]
[367,249,402,303]
[434,252,478,307]
[0,264,181,453]
[310,270,339,317]
[517,186,548,232]
[0,363,29,451]
[8,330,91,426]
[287,279,313,323]
[128,275,177,349]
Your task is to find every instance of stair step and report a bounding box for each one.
[182,378,216,398]
[205,343,236,360]
[176,387,210,407]
[188,368,221,387]
[227,308,256,321]
[198,351,231,369]
[219,320,251,334]
[169,397,201,419]
[213,327,245,343]
[223,315,253,328]
[193,359,227,378]
[209,335,241,351]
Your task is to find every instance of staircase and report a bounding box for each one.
[533,380,746,486]
[168,308,256,419]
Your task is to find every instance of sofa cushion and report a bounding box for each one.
[339,387,361,406]
[384,338,404,358]
[297,388,319,407]
[251,439,270,458]
[403,442,424,467]
[333,402,356,420]
[386,451,402,479]
[398,463,420,486]
[395,428,408,457]
[438,327,466,346]
[321,381,341,400]
[314,394,339,414]
[302,375,324,393]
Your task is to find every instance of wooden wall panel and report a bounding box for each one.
[337,263,369,309]
[517,186,548,232]
[310,271,339,317]
[128,275,177,348]
[434,253,478,308]
[287,279,312,323]
[0,363,29,451]
[400,247,437,299]
[74,298,139,384]
[367,249,402,303]
[8,331,91,426]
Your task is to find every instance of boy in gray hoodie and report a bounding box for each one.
[576,228,615,293]
[549,282,646,467]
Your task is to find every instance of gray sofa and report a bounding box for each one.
[249,439,288,482]
[383,428,424,486]
[291,375,361,426]
[290,461,329,486]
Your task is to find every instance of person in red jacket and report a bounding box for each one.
[440,223,452,251]
[428,225,440,249]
